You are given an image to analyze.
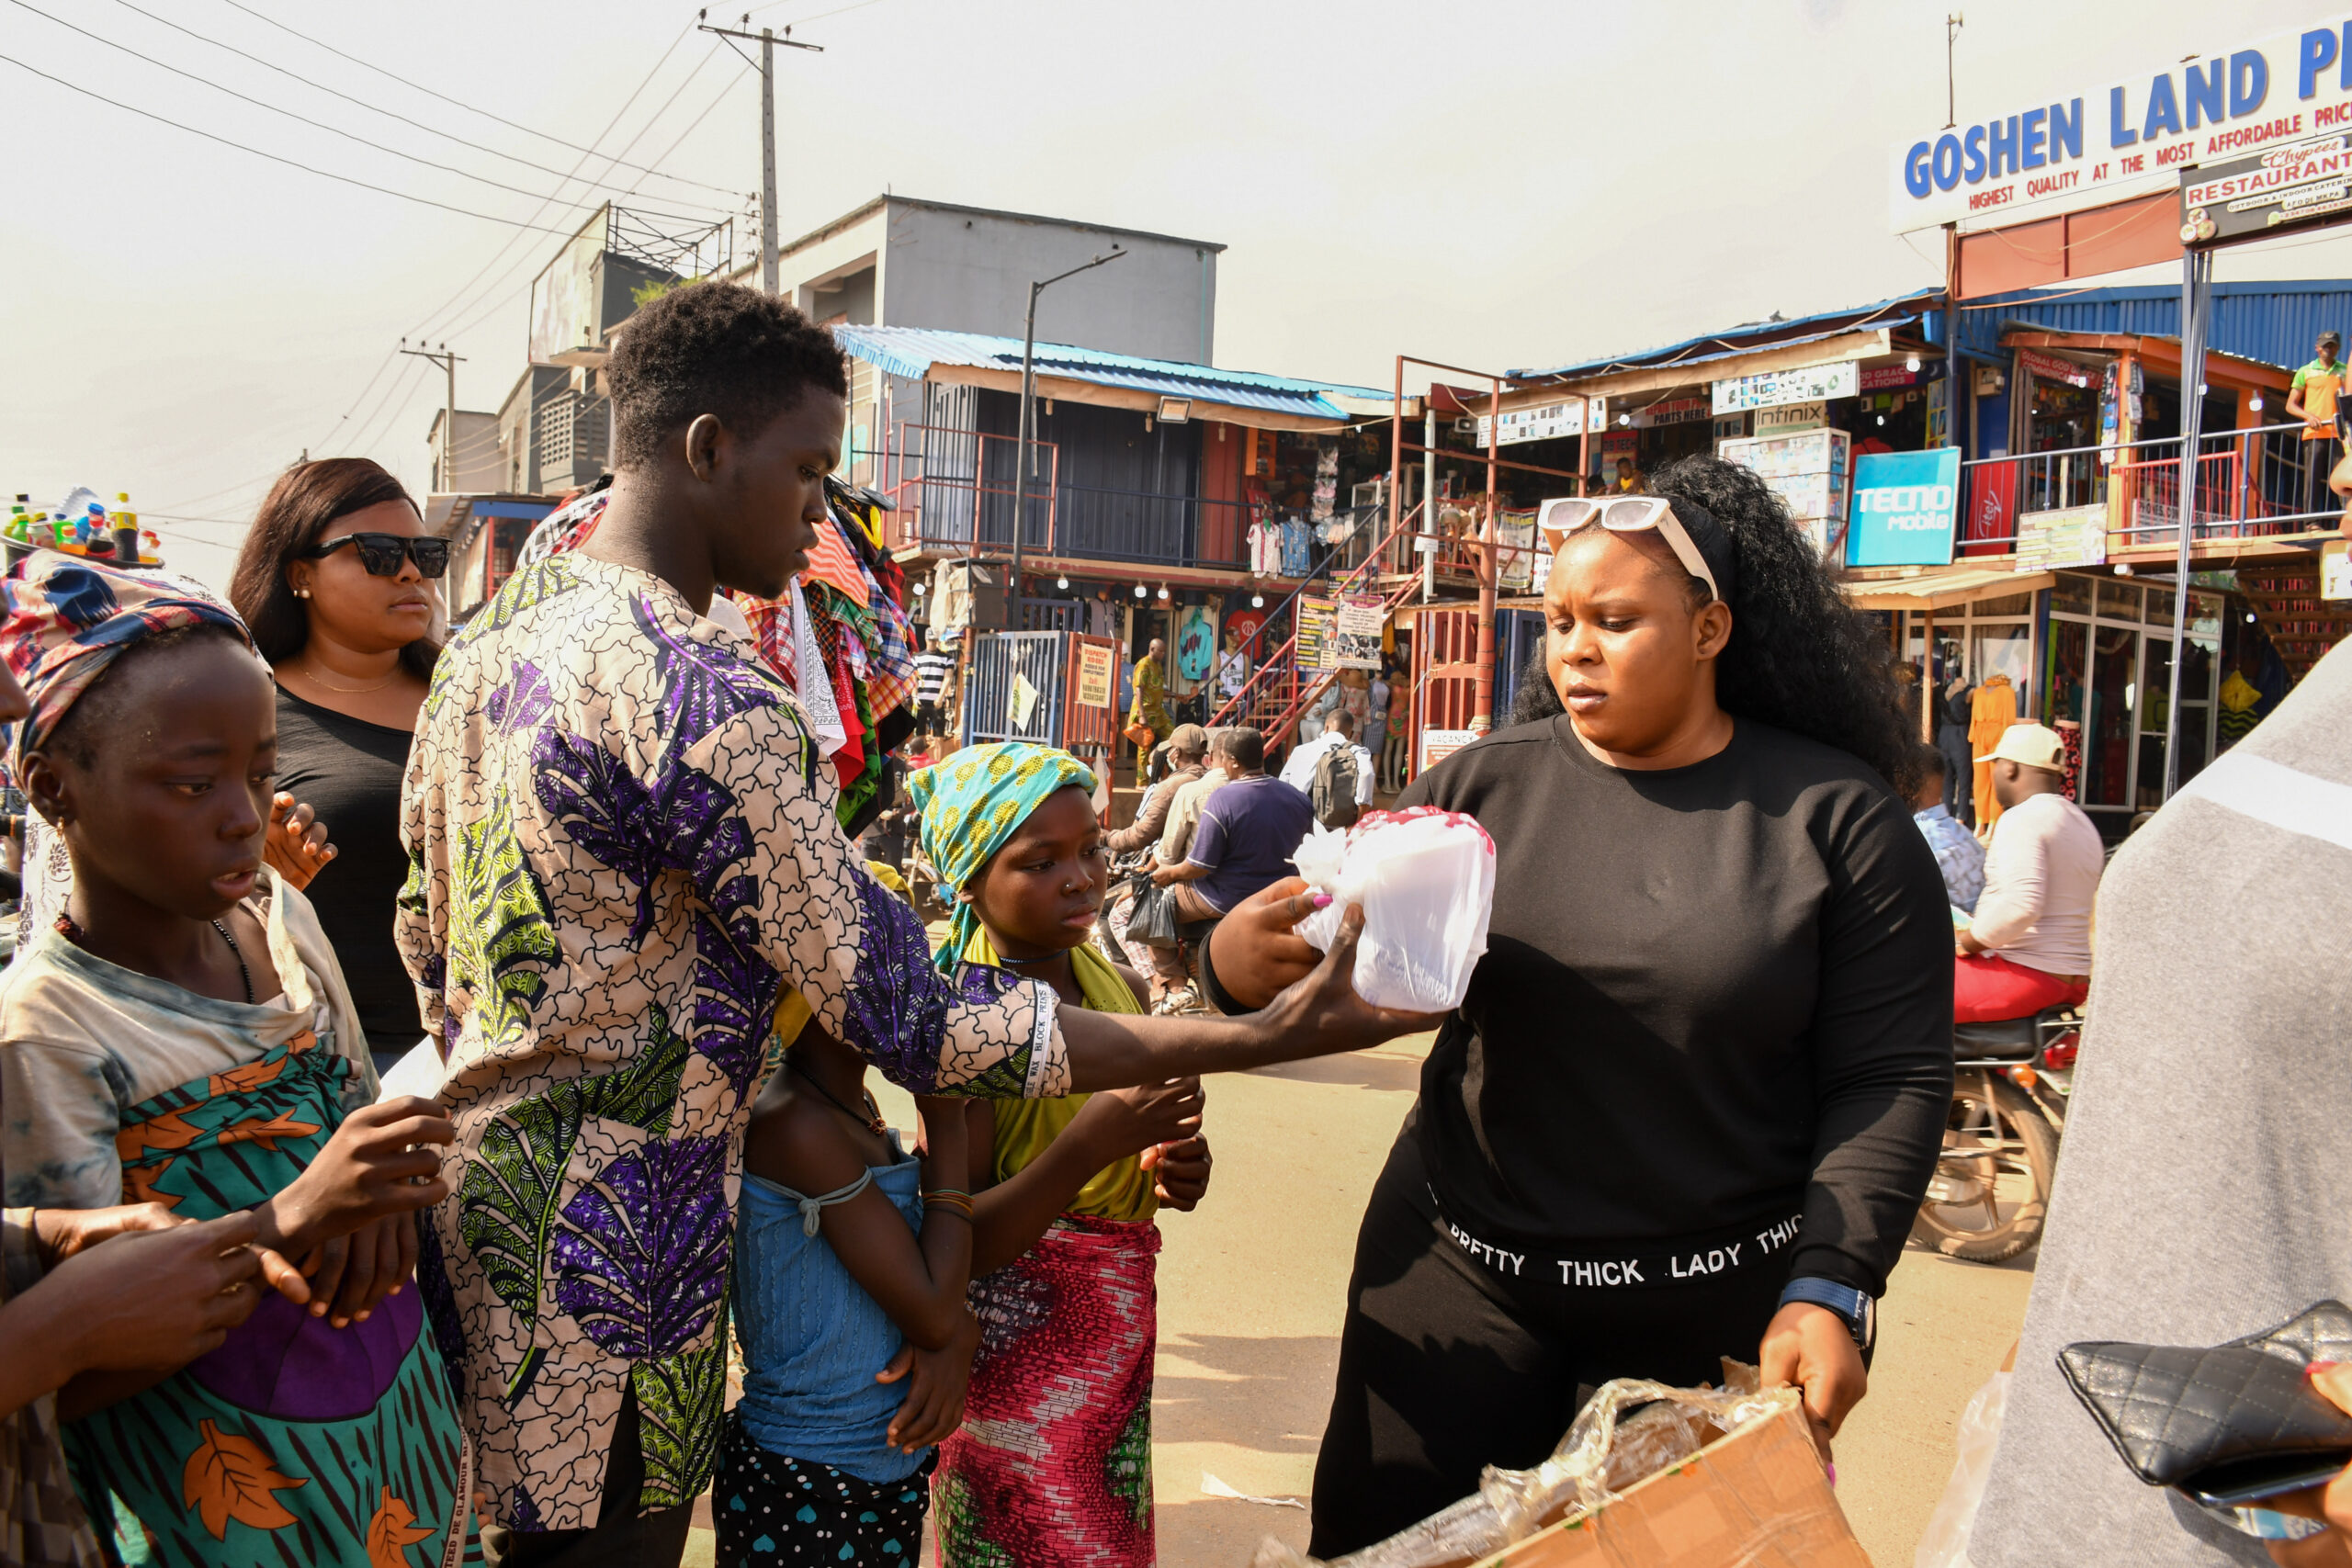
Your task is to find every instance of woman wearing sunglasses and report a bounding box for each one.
[228,457,447,1075]
[1199,456,1953,1555]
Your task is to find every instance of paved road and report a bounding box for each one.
[1148,1033,2036,1568]
[693,1031,2033,1567]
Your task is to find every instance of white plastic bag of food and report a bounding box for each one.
[1294,807,1495,1012]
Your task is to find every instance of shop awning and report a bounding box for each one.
[1843,567,2054,612]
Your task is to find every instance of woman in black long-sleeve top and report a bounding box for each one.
[1203,457,1954,1556]
[228,459,444,1077]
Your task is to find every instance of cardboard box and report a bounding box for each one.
[1477,1399,1870,1568]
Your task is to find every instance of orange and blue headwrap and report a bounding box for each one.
[1,549,255,779]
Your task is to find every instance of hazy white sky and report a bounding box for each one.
[6,0,2349,592]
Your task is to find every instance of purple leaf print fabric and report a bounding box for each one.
[836,874,1026,1094]
[485,658,556,733]
[534,728,662,942]
[690,912,779,1103]
[549,1136,729,1359]
[634,592,779,752]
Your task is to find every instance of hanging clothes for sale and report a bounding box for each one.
[1968,672,2019,833]
[524,477,918,836]
[2053,718,2084,800]
[1280,517,1313,577]
[1248,519,1282,576]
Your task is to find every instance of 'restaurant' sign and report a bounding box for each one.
[2182,130,2352,242]
[1891,14,2352,231]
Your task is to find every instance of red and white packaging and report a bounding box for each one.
[1294,807,1496,1012]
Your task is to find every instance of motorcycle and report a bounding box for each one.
[1911,1003,2082,1265]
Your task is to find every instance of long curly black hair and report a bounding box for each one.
[1508,456,1920,797]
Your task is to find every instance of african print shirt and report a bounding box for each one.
[398,550,1067,1534]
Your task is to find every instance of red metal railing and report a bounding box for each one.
[1207,503,1425,750]
[1953,421,2344,558]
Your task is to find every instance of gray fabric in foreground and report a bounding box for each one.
[1971,641,2352,1567]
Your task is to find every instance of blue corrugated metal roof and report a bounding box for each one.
[1943,282,2352,372]
[1513,283,2351,386]
[1508,293,1942,382]
[832,325,1389,421]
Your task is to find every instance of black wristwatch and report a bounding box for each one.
[1780,1277,1875,1350]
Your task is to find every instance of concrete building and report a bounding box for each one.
[764,196,1224,490]
[425,408,504,494]
[775,195,1222,365]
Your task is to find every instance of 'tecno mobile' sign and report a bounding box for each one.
[1890,14,2352,231]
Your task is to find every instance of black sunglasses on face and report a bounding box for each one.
[308,532,450,579]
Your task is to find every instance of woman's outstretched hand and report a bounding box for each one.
[1253,903,1445,1055]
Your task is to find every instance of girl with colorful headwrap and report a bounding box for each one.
[910,742,1214,1567]
[0,552,475,1565]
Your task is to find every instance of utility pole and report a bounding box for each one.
[1012,247,1125,629]
[700,14,821,296]
[400,340,466,490]
[1942,13,1964,451]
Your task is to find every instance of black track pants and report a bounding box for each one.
[1307,1136,1787,1559]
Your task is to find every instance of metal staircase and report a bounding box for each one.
[1209,503,1425,754]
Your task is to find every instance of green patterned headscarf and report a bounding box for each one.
[909,741,1096,972]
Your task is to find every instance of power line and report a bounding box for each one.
[621,55,750,201]
[8,0,616,217]
[101,0,740,217]
[402,28,708,342]
[150,470,276,515]
[0,51,582,234]
[745,0,888,22]
[211,0,742,197]
[309,347,400,454]
[426,42,741,344]
[339,356,431,457]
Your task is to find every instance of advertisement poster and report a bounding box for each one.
[1074,642,1116,709]
[1335,595,1385,670]
[1961,461,2018,558]
[1846,448,1962,568]
[1475,398,1597,446]
[1008,671,1041,733]
[1497,509,1538,592]
[1420,728,1476,771]
[1755,402,1827,435]
[1713,360,1859,414]
[1174,604,1216,684]
[2013,504,2109,571]
[1298,595,1336,671]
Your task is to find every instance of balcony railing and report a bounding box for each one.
[1955,421,2344,558]
[875,421,1272,572]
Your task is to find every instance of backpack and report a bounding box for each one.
[1312,742,1363,829]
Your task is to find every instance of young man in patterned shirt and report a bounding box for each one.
[400,282,1419,1567]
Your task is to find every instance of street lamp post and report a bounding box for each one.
[1010,246,1125,628]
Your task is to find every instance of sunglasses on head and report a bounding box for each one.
[1536,496,1721,603]
[307,531,450,580]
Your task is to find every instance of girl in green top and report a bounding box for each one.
[909,742,1211,1567]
